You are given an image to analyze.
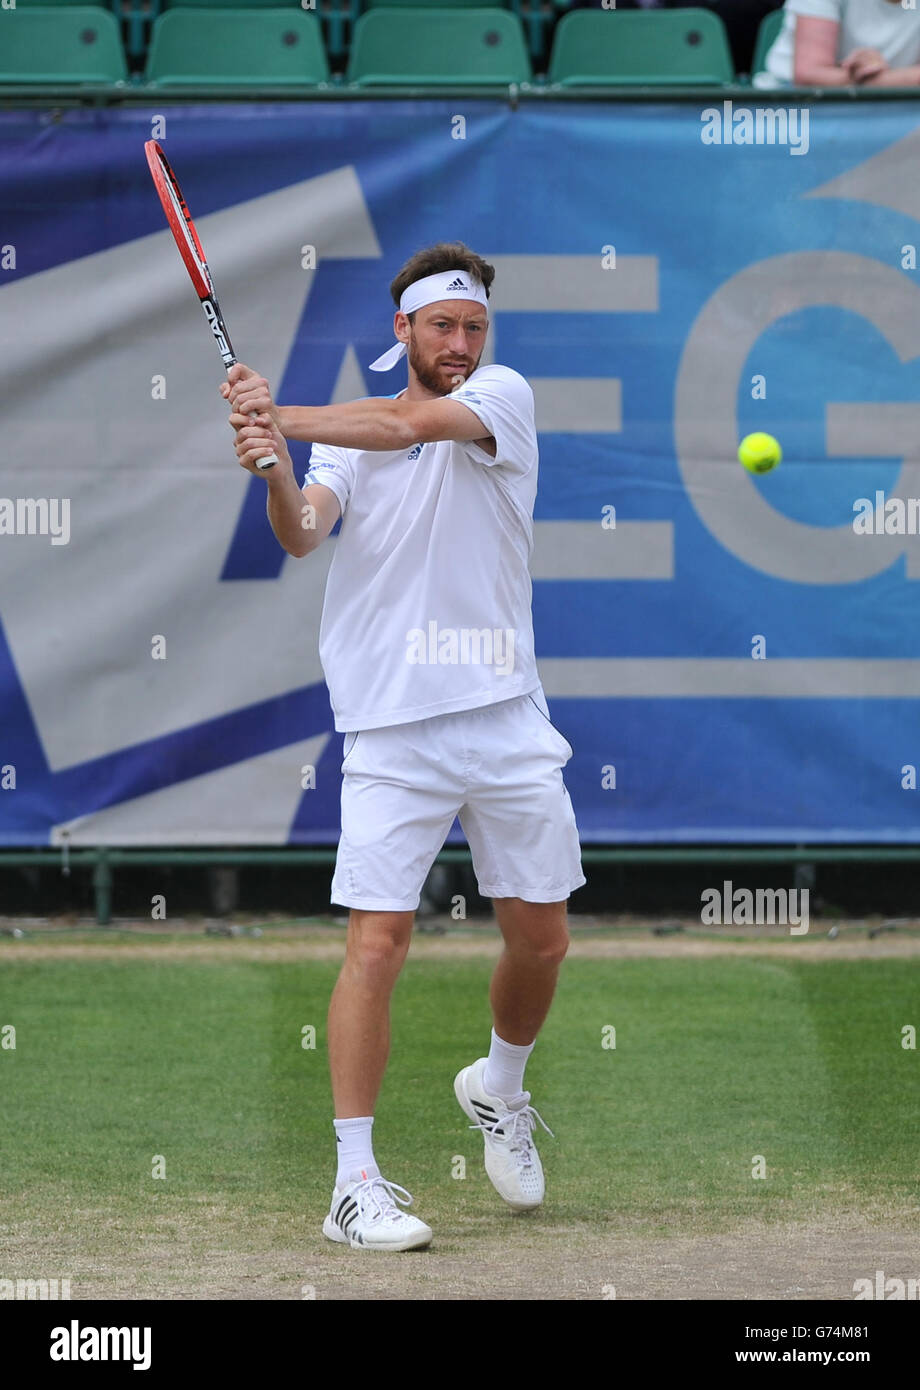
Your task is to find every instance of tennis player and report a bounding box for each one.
[223,242,585,1252]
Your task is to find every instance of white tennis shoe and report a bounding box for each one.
[322,1173,432,1251]
[454,1057,553,1210]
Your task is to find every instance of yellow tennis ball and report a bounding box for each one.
[738,432,782,474]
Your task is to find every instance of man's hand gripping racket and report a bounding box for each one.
[144,139,278,471]
[221,366,292,475]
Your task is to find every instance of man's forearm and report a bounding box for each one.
[861,65,920,88]
[265,466,313,557]
[279,399,414,451]
[794,64,852,87]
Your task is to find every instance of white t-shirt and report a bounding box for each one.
[302,363,542,732]
[757,0,920,88]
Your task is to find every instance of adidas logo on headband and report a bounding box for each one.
[368,268,489,371]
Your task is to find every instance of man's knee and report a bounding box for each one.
[494,899,570,965]
[345,909,414,974]
[529,928,569,967]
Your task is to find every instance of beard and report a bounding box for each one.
[407,336,478,395]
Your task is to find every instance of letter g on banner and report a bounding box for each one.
[675,252,920,583]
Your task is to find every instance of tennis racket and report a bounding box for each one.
[144,139,277,470]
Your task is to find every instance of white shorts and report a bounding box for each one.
[330,690,586,913]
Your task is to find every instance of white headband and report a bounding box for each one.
[368,269,489,372]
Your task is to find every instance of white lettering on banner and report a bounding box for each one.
[0,167,379,775]
[675,251,920,583]
[482,255,672,580]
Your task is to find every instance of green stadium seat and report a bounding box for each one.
[159,0,308,6]
[348,7,531,86]
[549,9,735,87]
[362,0,506,7]
[752,8,784,81]
[0,6,128,84]
[156,2,361,70]
[360,2,549,71]
[10,0,160,67]
[145,8,329,85]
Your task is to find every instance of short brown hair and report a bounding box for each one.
[390,241,495,314]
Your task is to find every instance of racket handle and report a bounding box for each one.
[250,408,277,470]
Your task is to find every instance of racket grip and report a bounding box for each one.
[250,408,277,470]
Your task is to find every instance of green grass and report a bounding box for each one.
[1,953,918,1275]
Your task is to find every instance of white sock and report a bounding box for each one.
[483,1029,535,1101]
[334,1116,380,1188]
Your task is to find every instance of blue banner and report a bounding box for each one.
[0,99,918,846]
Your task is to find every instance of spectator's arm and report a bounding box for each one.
[859,64,920,89]
[793,15,852,86]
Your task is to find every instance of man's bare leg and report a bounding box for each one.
[490,897,570,1045]
[327,907,414,1117]
[323,907,432,1250]
[453,897,569,1210]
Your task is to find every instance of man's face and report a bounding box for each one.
[398,299,488,395]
